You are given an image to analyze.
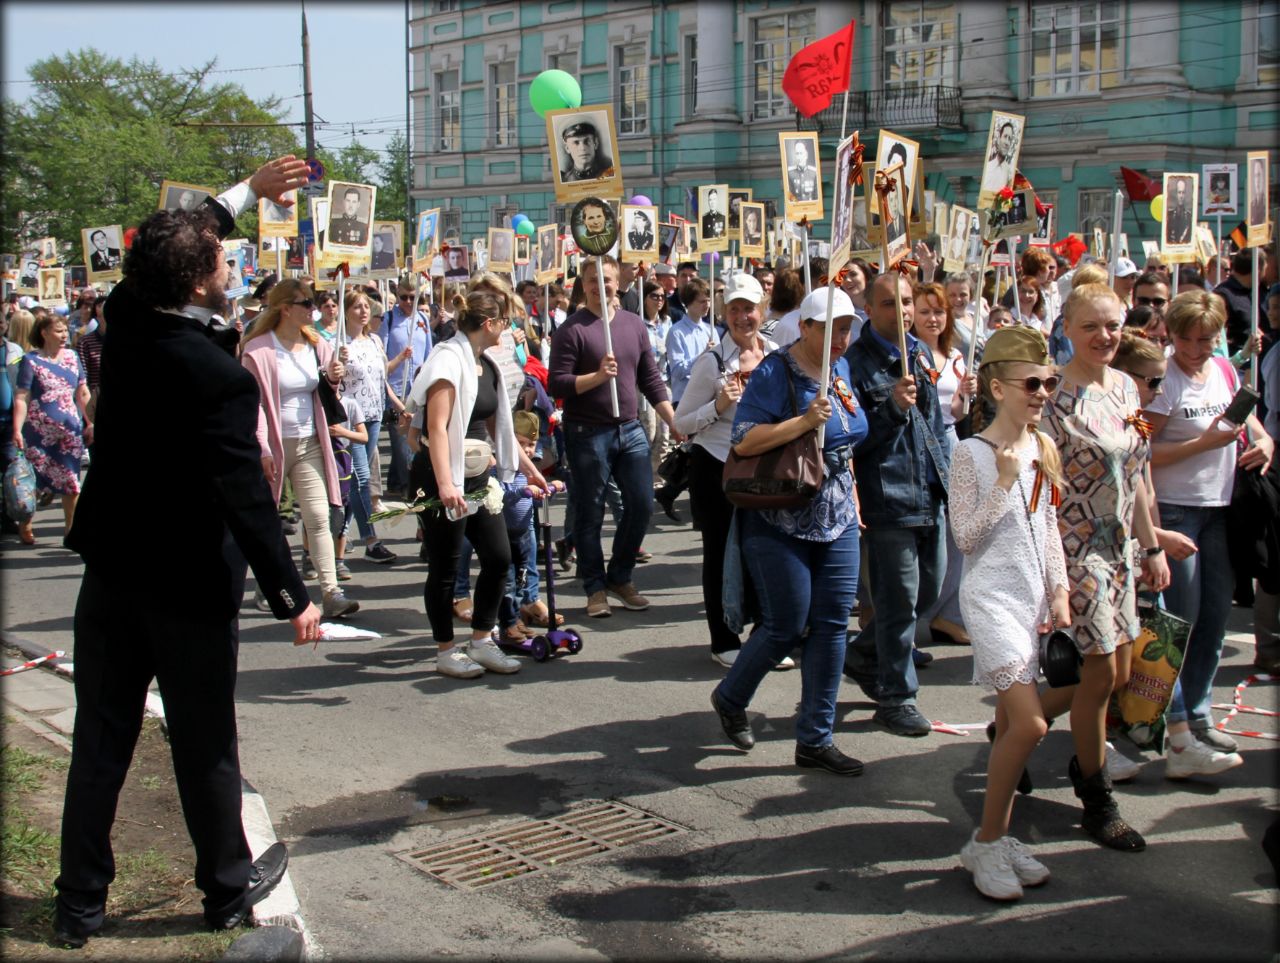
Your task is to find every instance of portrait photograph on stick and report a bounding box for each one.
[17,253,41,294]
[1247,150,1270,247]
[372,220,403,271]
[487,226,516,272]
[875,130,919,218]
[977,110,1024,210]
[726,188,753,242]
[658,222,680,264]
[38,237,58,263]
[878,162,910,269]
[619,204,659,263]
[443,242,470,280]
[324,181,376,255]
[39,267,66,305]
[829,134,857,272]
[157,180,214,213]
[739,202,766,260]
[943,205,975,274]
[1161,171,1198,254]
[569,197,618,258]
[1030,204,1054,246]
[546,104,622,203]
[981,188,1036,242]
[82,225,123,282]
[535,223,559,282]
[258,190,298,238]
[515,233,530,266]
[697,184,730,253]
[1202,163,1237,217]
[414,207,440,264]
[778,131,823,222]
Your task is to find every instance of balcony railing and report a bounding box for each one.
[796,85,963,136]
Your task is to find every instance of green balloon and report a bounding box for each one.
[529,69,582,117]
[515,221,536,237]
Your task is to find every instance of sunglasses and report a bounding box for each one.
[1140,375,1165,390]
[647,293,665,300]
[398,294,415,301]
[291,299,314,309]
[1136,296,1169,308]
[999,375,1061,394]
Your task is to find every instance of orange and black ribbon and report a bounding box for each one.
[833,375,858,413]
[327,261,350,281]
[1126,412,1154,440]
[1028,460,1062,514]
[849,134,866,188]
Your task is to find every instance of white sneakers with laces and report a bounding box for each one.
[1105,741,1143,782]
[999,836,1050,886]
[960,831,1049,899]
[1165,739,1243,779]
[437,645,484,679]
[467,639,521,674]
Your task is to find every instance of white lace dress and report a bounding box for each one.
[949,437,1070,690]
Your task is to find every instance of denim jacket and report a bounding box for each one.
[844,323,950,528]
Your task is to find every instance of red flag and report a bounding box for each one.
[782,22,856,117]
[1052,234,1088,266]
[1120,166,1161,203]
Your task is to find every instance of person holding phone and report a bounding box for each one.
[1143,290,1272,777]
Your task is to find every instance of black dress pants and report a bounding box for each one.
[55,569,252,930]
[688,443,751,654]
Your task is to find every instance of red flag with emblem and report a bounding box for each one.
[1120,166,1161,203]
[781,22,856,118]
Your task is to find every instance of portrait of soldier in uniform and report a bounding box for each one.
[326,183,372,248]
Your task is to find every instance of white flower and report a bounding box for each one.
[481,476,504,515]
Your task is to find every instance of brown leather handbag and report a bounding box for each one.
[722,358,823,509]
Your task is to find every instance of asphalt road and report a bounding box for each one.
[4,493,1277,961]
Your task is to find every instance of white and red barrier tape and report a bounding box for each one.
[1,651,66,677]
[1211,673,1276,741]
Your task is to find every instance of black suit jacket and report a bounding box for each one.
[67,200,307,622]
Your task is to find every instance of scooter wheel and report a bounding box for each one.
[530,637,550,662]
[566,633,583,655]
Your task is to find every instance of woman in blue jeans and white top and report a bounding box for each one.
[710,288,869,775]
[1144,290,1273,777]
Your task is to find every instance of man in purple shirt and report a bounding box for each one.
[549,256,680,617]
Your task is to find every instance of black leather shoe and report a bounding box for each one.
[873,704,932,737]
[796,743,864,776]
[710,689,754,751]
[655,491,682,523]
[206,842,289,930]
[52,922,94,949]
[911,646,934,667]
[842,657,878,700]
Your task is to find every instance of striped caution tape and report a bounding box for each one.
[0,650,66,677]
[1210,673,1277,741]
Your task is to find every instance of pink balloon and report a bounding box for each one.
[629,195,652,207]
[703,251,720,263]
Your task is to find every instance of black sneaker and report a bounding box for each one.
[873,704,932,737]
[796,743,864,776]
[554,538,574,572]
[364,541,398,564]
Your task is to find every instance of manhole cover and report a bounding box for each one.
[396,800,685,890]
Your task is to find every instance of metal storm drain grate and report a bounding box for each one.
[396,801,685,890]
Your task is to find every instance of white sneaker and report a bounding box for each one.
[960,831,1022,900]
[711,650,738,668]
[1000,836,1050,886]
[467,639,521,674]
[437,646,485,679]
[773,655,796,671]
[1164,740,1244,780]
[1105,741,1143,783]
[252,589,271,613]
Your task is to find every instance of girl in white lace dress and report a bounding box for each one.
[948,327,1071,901]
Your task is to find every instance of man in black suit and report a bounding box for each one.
[88,230,121,272]
[701,189,726,240]
[627,210,654,252]
[54,156,320,948]
[1166,177,1193,245]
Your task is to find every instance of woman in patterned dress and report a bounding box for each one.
[1040,283,1170,852]
[11,313,91,542]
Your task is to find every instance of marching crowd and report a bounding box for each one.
[4,158,1278,919]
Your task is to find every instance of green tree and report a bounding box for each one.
[375,130,410,225]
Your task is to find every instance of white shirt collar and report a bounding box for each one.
[160,303,218,326]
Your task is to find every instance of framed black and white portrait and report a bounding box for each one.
[546,105,622,204]
[158,180,214,213]
[324,181,377,256]
[977,110,1024,211]
[82,225,124,282]
[739,202,766,260]
[697,184,730,253]
[1161,172,1198,254]
[778,131,823,222]
[535,224,560,283]
[620,204,659,263]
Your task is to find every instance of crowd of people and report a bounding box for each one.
[4,154,1277,923]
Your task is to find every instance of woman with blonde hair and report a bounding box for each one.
[242,278,358,618]
[1144,291,1272,776]
[1039,282,1169,850]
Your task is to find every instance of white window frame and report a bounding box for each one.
[435,69,460,153]
[749,10,816,121]
[1027,1,1123,99]
[615,42,650,136]
[1077,188,1113,236]
[1239,0,1280,87]
[882,1,957,91]
[489,60,517,148]
[491,205,518,229]
[441,208,462,240]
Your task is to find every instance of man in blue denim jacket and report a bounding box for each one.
[843,273,951,737]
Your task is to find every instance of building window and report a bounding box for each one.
[615,43,649,136]
[1260,4,1280,84]
[1078,188,1113,236]
[751,10,815,121]
[551,203,571,225]
[684,35,698,118]
[1029,1,1122,98]
[435,70,460,152]
[491,206,518,228]
[549,50,578,75]
[490,61,517,147]
[883,2,956,90]
[442,208,462,240]
[435,0,459,13]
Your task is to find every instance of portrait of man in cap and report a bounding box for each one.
[547,106,622,204]
[626,209,655,252]
[559,119,612,182]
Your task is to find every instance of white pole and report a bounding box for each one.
[595,255,620,418]
[1008,235,1022,326]
[802,224,812,295]
[337,274,347,349]
[1171,262,1180,295]
[963,243,996,415]
[1216,213,1224,278]
[1251,245,1261,390]
[817,277,837,448]
[403,281,423,399]
[1108,189,1123,285]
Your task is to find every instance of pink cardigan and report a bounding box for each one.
[241,333,342,507]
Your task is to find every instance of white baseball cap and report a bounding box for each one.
[721,273,763,305]
[799,287,856,323]
[1114,256,1139,278]
[652,262,676,276]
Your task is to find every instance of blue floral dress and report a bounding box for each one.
[17,349,85,494]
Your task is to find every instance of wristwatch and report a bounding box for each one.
[1143,546,1165,557]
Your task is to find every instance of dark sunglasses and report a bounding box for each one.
[647,292,665,300]
[999,375,1061,394]
[291,298,314,309]
[1140,375,1164,390]
[398,293,415,301]
[1136,296,1169,308]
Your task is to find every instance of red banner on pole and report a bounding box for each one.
[782,22,856,118]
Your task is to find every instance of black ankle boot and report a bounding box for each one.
[1068,755,1145,852]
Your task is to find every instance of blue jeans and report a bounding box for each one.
[346,423,377,541]
[717,512,860,747]
[847,512,945,706]
[454,538,473,600]
[386,415,412,497]
[563,419,652,594]
[1160,503,1234,728]
[500,524,541,628]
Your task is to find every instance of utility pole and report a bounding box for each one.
[302,0,316,160]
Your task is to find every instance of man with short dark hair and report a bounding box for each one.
[379,279,432,497]
[1133,270,1171,346]
[560,121,612,181]
[701,189,726,239]
[330,186,369,246]
[1214,250,1257,353]
[55,156,319,948]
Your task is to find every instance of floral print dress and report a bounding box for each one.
[17,349,85,494]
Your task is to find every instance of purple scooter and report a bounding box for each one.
[499,481,582,662]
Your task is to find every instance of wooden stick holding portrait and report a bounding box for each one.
[874,163,910,363]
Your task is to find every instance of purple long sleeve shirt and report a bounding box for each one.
[548,306,670,426]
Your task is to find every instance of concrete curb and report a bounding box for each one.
[1,631,321,960]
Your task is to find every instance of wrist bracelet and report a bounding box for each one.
[1143,546,1164,557]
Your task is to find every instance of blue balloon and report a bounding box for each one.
[511,214,530,227]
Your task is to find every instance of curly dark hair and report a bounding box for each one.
[123,208,223,309]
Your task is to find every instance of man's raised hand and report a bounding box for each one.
[249,156,312,207]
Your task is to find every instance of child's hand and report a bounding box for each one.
[1041,590,1072,633]
[994,443,1020,488]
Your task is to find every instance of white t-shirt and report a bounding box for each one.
[1146,357,1237,506]
[934,348,966,427]
[273,333,319,439]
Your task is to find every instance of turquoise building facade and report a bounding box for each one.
[408,1,1276,253]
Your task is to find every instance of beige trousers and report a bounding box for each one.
[283,436,339,595]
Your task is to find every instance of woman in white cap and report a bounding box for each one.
[674,273,782,669]
[710,287,869,776]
